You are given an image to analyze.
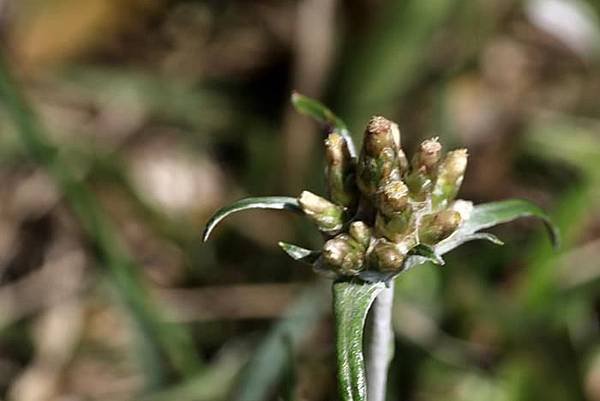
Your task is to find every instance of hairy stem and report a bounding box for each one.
[333,281,385,401]
[366,283,395,401]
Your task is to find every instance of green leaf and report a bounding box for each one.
[409,244,445,265]
[278,242,321,264]
[333,280,386,401]
[291,92,356,157]
[436,199,559,255]
[202,197,301,242]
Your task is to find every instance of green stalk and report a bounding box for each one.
[0,54,200,387]
[333,280,385,401]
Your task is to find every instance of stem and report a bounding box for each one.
[333,281,385,401]
[366,282,395,401]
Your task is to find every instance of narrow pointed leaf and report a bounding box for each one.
[409,244,445,265]
[278,242,321,265]
[428,233,504,260]
[291,92,357,157]
[202,197,301,242]
[436,199,559,255]
[461,199,559,243]
[333,280,386,401]
[460,232,504,246]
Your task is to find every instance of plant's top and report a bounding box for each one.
[203,93,558,284]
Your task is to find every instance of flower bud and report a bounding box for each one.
[349,221,372,248]
[298,191,344,233]
[418,209,462,245]
[357,116,404,199]
[412,137,442,175]
[375,210,414,243]
[404,172,433,201]
[432,149,468,208]
[363,116,399,156]
[368,238,406,273]
[376,179,409,217]
[325,131,357,208]
[323,234,364,275]
[397,148,409,175]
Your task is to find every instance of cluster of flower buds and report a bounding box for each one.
[298,116,469,278]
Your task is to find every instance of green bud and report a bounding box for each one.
[363,116,399,156]
[325,131,357,208]
[349,221,372,248]
[376,179,409,217]
[323,234,364,275]
[418,209,462,245]
[404,138,442,201]
[412,137,442,175]
[375,209,414,243]
[432,149,468,208]
[368,238,406,273]
[357,116,403,199]
[404,172,433,201]
[298,191,344,233]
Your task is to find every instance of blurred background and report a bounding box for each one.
[0,0,599,400]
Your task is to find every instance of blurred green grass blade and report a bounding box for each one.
[202,196,301,242]
[0,55,200,386]
[61,66,235,134]
[521,118,600,310]
[333,280,385,401]
[526,115,600,180]
[142,345,247,401]
[233,284,328,401]
[336,0,457,134]
[281,333,298,401]
[520,185,594,311]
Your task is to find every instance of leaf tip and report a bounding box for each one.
[201,219,217,242]
[291,91,304,107]
[547,223,561,251]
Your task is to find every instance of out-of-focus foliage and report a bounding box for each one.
[0,0,598,400]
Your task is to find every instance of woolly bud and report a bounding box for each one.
[432,149,468,208]
[369,238,406,273]
[418,210,462,245]
[349,221,372,248]
[404,172,433,201]
[357,116,403,198]
[325,131,357,208]
[364,116,398,156]
[376,179,409,217]
[323,234,364,275]
[412,137,442,174]
[375,210,414,244]
[298,191,344,234]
